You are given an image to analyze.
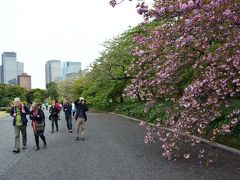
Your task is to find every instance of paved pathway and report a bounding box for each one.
[0,111,240,180]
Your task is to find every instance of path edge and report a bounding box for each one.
[109,112,240,156]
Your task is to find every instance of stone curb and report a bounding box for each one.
[109,112,240,156]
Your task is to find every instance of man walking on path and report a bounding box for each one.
[63,100,73,133]
[74,97,88,141]
[10,97,30,153]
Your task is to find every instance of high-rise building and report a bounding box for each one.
[17,73,31,89]
[65,72,81,80]
[17,62,24,75]
[45,60,61,84]
[0,65,2,83]
[62,61,81,80]
[45,62,50,85]
[1,52,24,85]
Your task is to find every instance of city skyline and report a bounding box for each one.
[45,60,82,85]
[0,50,84,88]
[0,0,144,88]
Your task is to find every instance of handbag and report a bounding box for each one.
[35,121,45,133]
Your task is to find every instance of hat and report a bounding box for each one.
[79,97,85,101]
[14,97,20,102]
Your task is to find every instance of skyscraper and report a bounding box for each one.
[0,65,2,83]
[1,52,24,85]
[62,61,81,80]
[17,62,24,75]
[45,60,61,84]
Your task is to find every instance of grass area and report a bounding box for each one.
[215,136,240,149]
[0,111,8,119]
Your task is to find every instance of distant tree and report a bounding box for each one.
[0,84,27,106]
[46,82,59,100]
[7,85,27,104]
[26,88,47,104]
[71,27,142,108]
[57,80,75,101]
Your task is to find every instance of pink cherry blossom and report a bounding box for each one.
[110,0,240,160]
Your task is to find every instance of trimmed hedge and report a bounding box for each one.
[0,107,11,112]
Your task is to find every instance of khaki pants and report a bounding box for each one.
[14,125,27,149]
[76,117,85,138]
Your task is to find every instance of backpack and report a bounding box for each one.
[56,103,62,111]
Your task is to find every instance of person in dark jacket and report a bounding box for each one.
[63,100,72,133]
[74,97,88,140]
[10,97,30,153]
[49,102,60,133]
[30,102,47,151]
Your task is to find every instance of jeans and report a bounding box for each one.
[51,117,58,132]
[14,125,27,149]
[72,111,75,117]
[65,113,72,130]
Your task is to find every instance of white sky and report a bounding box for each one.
[0,0,144,88]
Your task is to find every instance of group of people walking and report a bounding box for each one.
[10,97,88,153]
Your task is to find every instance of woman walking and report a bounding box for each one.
[30,102,47,151]
[49,102,60,133]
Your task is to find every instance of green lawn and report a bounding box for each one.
[0,111,8,119]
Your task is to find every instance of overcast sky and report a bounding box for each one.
[0,0,144,89]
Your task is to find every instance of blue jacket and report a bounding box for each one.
[10,105,30,126]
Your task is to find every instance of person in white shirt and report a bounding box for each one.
[72,102,76,117]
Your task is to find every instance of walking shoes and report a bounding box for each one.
[12,148,20,153]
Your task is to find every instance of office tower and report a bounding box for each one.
[17,62,24,75]
[45,60,61,84]
[1,52,24,85]
[0,65,2,83]
[62,61,81,80]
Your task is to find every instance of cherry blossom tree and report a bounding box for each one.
[111,0,240,160]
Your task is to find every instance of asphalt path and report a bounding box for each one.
[0,111,240,180]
